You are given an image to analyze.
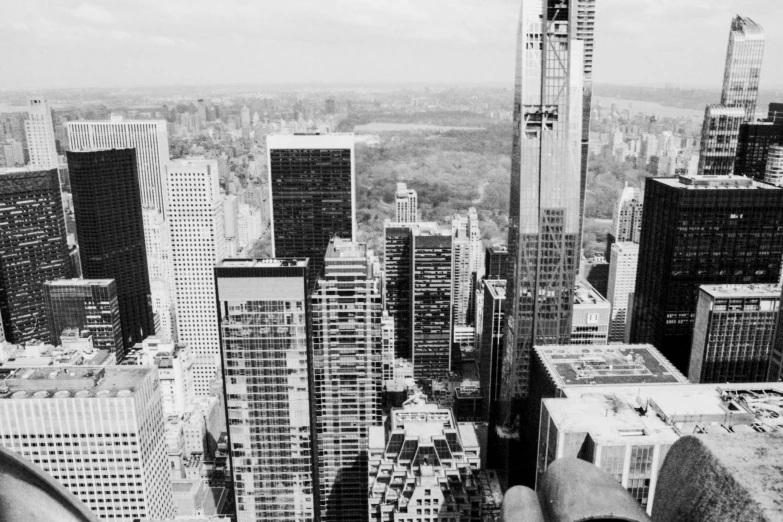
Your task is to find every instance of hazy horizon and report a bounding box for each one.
[2,0,782,92]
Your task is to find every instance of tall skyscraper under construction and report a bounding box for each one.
[502,0,596,405]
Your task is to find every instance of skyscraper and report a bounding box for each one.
[0,167,72,344]
[311,238,382,522]
[143,207,175,341]
[690,284,780,383]
[66,118,170,212]
[734,105,783,180]
[697,17,764,176]
[67,149,155,359]
[166,158,226,395]
[764,144,783,186]
[720,16,765,121]
[267,133,356,283]
[611,184,642,245]
[480,279,506,424]
[484,243,509,280]
[503,0,591,402]
[0,366,176,520]
[383,221,414,360]
[451,209,482,327]
[606,242,639,343]
[216,258,317,522]
[630,175,783,375]
[697,105,746,176]
[412,224,453,379]
[24,98,59,169]
[395,182,417,223]
[43,278,123,356]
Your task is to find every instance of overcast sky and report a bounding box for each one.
[2,0,782,91]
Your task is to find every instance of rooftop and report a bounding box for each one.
[574,281,607,305]
[391,398,456,437]
[612,241,639,254]
[485,279,506,299]
[0,166,56,175]
[325,237,366,259]
[547,383,783,441]
[535,344,688,388]
[217,258,308,268]
[44,278,115,287]
[700,283,781,299]
[655,175,779,190]
[1,366,152,398]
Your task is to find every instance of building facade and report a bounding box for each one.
[503,0,592,403]
[66,118,170,213]
[395,182,418,223]
[571,282,610,345]
[479,279,506,425]
[166,158,226,395]
[630,175,783,376]
[67,149,155,359]
[764,144,783,186]
[311,239,382,522]
[0,366,175,520]
[267,133,356,283]
[611,185,642,244]
[720,16,765,121]
[383,221,414,360]
[484,243,509,280]
[43,279,123,356]
[216,259,317,522]
[734,118,783,181]
[0,167,72,344]
[697,105,746,176]
[451,209,482,327]
[24,98,59,170]
[412,225,453,380]
[367,399,500,522]
[607,242,639,343]
[689,284,780,383]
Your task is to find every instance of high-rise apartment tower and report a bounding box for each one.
[25,98,59,169]
[216,258,317,522]
[503,0,594,402]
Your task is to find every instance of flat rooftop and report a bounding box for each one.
[549,382,783,440]
[535,344,688,388]
[574,281,607,305]
[700,283,781,299]
[267,133,354,149]
[325,238,366,259]
[45,278,115,287]
[217,258,308,268]
[655,175,779,190]
[612,242,639,254]
[0,166,56,175]
[391,400,456,435]
[1,366,152,398]
[485,279,506,299]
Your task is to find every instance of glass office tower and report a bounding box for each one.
[720,16,765,121]
[67,148,155,359]
[216,259,317,522]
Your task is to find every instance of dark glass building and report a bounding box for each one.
[267,134,355,284]
[382,221,413,360]
[67,148,154,360]
[734,105,783,181]
[411,225,452,380]
[630,175,783,375]
[484,243,509,280]
[480,279,506,424]
[0,167,72,343]
[43,278,123,356]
